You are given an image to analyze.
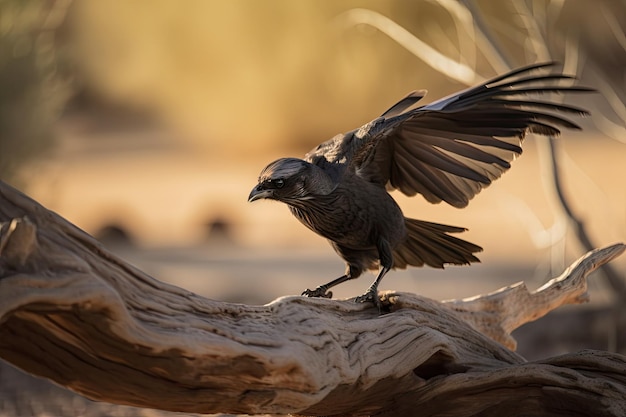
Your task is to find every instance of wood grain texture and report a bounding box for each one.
[0,181,625,416]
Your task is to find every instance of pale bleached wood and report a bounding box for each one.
[0,180,625,417]
[435,243,626,349]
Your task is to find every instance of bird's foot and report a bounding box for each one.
[302,286,333,299]
[355,287,382,311]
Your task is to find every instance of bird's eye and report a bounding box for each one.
[265,178,285,189]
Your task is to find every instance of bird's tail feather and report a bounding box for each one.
[393,218,482,269]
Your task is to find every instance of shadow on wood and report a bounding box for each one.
[0,180,625,416]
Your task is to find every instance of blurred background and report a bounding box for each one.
[1,0,625,416]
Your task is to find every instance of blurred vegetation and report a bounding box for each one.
[60,1,623,154]
[2,0,623,174]
[0,0,70,181]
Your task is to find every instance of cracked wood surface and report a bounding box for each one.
[0,180,625,416]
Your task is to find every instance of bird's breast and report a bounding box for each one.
[288,181,406,249]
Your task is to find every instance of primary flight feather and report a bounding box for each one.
[248,62,593,308]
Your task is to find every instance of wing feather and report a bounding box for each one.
[407,141,491,183]
[380,90,426,117]
[343,62,593,207]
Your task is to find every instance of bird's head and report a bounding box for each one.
[248,157,333,204]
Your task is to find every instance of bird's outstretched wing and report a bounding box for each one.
[345,62,594,208]
[302,92,429,178]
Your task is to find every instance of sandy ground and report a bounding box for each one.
[113,241,616,306]
[24,130,626,261]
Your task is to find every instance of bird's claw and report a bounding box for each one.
[302,286,333,299]
[355,288,382,310]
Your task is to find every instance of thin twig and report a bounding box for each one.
[463,0,626,303]
[335,8,478,84]
[546,137,626,301]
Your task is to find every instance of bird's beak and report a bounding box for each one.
[248,185,273,202]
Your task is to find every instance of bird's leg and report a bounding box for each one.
[355,238,393,310]
[301,275,349,298]
[302,265,361,299]
[354,266,390,309]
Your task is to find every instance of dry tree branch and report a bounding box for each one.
[0,180,625,416]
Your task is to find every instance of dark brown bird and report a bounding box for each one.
[248,62,592,308]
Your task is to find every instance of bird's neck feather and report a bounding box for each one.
[305,163,336,196]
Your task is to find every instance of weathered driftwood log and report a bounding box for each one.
[0,180,625,417]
